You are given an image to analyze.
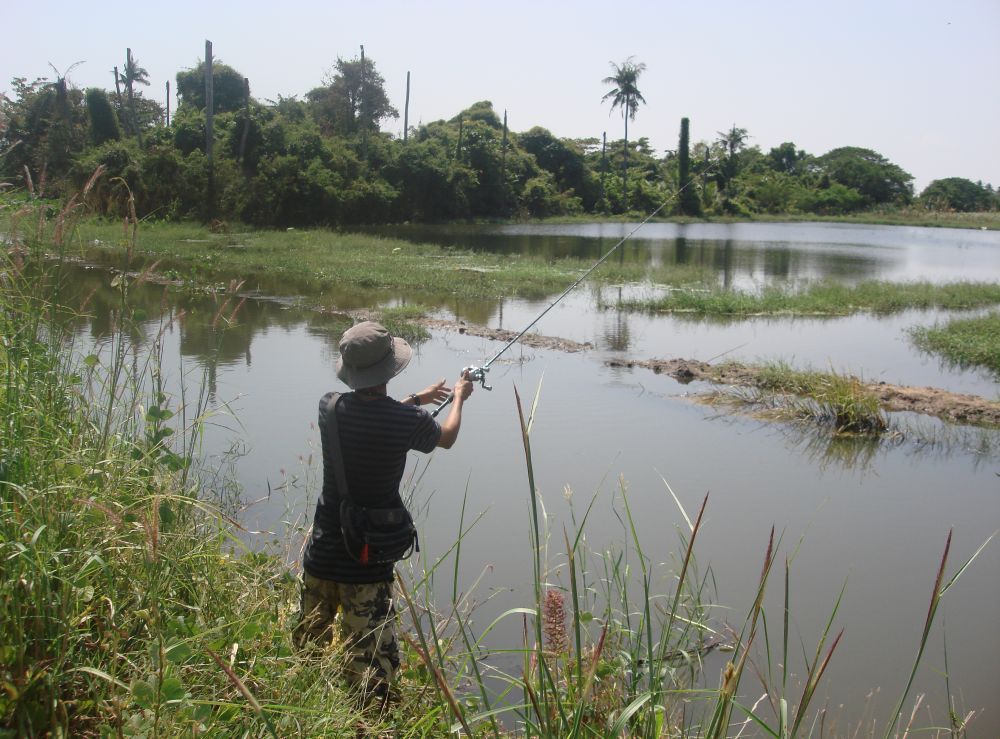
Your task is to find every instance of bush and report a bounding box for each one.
[794,182,865,214]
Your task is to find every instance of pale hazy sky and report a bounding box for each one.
[5,0,998,192]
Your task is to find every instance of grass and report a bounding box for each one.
[529,208,1000,231]
[614,279,1000,317]
[62,218,715,306]
[710,361,890,434]
[13,214,1000,324]
[3,182,993,736]
[910,312,1000,376]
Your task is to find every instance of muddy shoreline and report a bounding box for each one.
[606,357,1000,427]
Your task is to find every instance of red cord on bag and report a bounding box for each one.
[360,543,369,564]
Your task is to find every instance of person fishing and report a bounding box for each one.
[294,320,474,704]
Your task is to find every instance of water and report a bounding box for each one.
[66,222,1000,735]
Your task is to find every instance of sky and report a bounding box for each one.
[4,0,998,192]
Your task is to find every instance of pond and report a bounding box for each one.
[68,221,1000,734]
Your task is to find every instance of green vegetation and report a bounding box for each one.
[4,50,997,229]
[910,312,1000,376]
[614,280,1000,316]
[61,218,712,303]
[2,197,991,737]
[601,57,647,211]
[734,361,888,434]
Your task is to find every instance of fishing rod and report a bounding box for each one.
[430,172,714,418]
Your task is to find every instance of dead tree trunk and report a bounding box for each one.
[403,71,410,143]
[239,77,250,165]
[205,39,215,220]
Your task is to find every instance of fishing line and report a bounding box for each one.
[431,163,720,417]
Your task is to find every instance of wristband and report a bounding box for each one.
[408,393,420,406]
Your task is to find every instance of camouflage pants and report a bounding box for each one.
[293,572,400,696]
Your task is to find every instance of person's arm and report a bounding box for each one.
[437,373,473,449]
[402,379,451,407]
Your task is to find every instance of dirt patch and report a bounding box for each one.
[608,357,1000,427]
[416,318,593,353]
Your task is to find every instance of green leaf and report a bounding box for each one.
[160,677,185,702]
[83,354,99,368]
[131,679,156,709]
[165,641,192,664]
[158,501,175,527]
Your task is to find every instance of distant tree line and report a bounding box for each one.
[1,50,997,227]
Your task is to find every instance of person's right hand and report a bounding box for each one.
[454,371,474,401]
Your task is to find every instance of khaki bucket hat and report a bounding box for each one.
[335,321,412,389]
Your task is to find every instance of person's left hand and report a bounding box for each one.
[417,379,451,405]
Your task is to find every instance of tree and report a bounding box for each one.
[602,57,646,211]
[677,117,700,215]
[767,141,808,174]
[305,55,398,137]
[519,127,599,210]
[714,124,747,212]
[920,177,995,212]
[116,49,149,139]
[0,71,88,189]
[84,88,121,145]
[176,62,247,114]
[814,147,912,207]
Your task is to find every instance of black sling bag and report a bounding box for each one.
[326,393,419,565]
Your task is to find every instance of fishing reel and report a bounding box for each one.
[463,365,492,391]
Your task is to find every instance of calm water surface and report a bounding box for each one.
[68,222,1000,734]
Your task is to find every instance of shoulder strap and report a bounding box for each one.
[324,392,354,504]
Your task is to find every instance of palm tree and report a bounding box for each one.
[716,124,747,161]
[715,124,748,211]
[117,49,149,140]
[602,57,646,211]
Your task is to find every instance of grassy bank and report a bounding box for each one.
[41,218,1000,326]
[67,219,713,304]
[614,279,1000,316]
[910,312,1000,376]
[537,208,1000,231]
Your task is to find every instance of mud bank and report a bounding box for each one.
[607,357,1000,427]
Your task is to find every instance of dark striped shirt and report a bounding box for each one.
[303,391,441,583]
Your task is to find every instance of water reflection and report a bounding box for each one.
[359,221,1000,291]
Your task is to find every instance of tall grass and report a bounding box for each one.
[0,185,380,736]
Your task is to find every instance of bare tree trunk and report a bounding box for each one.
[238,77,250,165]
[403,71,410,143]
[360,44,367,166]
[165,81,170,126]
[601,131,607,211]
[113,66,126,134]
[126,48,141,145]
[500,109,508,213]
[205,39,215,220]
[623,110,629,212]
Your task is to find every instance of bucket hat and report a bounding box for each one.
[336,321,412,389]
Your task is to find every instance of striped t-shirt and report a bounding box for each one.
[303,391,441,583]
